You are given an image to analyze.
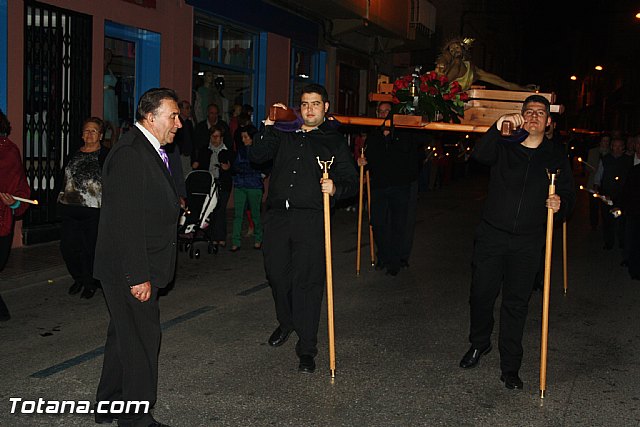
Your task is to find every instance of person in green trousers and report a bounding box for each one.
[230,127,264,251]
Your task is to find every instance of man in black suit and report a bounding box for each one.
[193,103,232,164]
[94,88,181,427]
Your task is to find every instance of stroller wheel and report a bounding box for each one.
[194,249,201,259]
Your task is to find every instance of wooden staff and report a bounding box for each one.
[356,148,365,275]
[317,156,336,378]
[366,170,375,266]
[540,171,557,399]
[562,221,568,295]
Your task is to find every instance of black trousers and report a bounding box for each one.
[401,180,419,263]
[626,215,640,278]
[212,189,230,243]
[370,184,410,270]
[589,196,600,229]
[601,206,625,249]
[96,283,160,427]
[0,233,12,319]
[59,204,100,289]
[468,221,544,374]
[263,208,325,357]
[0,233,12,271]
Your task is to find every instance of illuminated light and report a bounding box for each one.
[614,176,619,181]
[570,75,577,81]
[446,153,450,156]
[434,153,438,157]
[467,148,471,151]
[577,157,583,162]
[593,193,598,198]
[570,146,575,150]
[465,134,470,139]
[595,65,603,71]
[197,71,205,76]
[432,147,436,151]
[579,185,584,190]
[298,74,310,79]
[636,12,640,19]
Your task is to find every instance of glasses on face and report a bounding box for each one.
[82,129,100,135]
[523,109,547,118]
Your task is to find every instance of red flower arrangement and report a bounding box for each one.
[391,71,469,123]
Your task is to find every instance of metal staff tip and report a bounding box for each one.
[546,169,560,185]
[317,156,334,173]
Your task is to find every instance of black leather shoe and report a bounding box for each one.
[459,344,492,369]
[386,267,399,276]
[500,372,523,389]
[268,327,292,347]
[298,355,316,373]
[68,281,83,295]
[80,287,97,299]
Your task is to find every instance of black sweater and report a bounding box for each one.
[248,121,358,210]
[365,128,422,189]
[473,126,576,235]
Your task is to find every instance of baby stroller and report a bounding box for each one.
[178,170,218,259]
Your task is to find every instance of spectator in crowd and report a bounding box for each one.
[586,135,610,230]
[0,109,30,321]
[58,117,109,299]
[592,137,633,250]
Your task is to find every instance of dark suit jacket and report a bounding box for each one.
[94,126,180,288]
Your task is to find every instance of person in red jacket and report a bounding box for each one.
[0,109,31,321]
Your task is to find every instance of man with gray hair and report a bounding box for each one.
[94,88,181,426]
[459,95,575,390]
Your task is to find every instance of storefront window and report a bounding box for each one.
[193,15,255,124]
[104,37,136,140]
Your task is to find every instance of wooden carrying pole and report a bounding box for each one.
[366,171,375,266]
[563,221,568,295]
[317,157,336,378]
[356,149,365,275]
[540,172,557,399]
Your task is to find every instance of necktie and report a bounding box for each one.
[158,147,171,174]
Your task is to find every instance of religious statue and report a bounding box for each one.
[436,37,537,92]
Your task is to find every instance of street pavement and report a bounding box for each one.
[0,169,638,427]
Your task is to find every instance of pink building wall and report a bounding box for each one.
[6,0,193,247]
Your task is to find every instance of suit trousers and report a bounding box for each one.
[96,283,160,427]
[370,184,410,270]
[263,208,325,357]
[59,204,100,289]
[469,220,544,374]
[601,208,625,249]
[212,189,230,243]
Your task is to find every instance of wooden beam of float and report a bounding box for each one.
[331,115,491,134]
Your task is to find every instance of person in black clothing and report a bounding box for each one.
[459,95,575,390]
[358,102,422,275]
[593,138,633,250]
[193,103,232,169]
[620,141,640,279]
[194,124,233,248]
[249,84,358,373]
[174,100,195,177]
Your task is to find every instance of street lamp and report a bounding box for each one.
[570,75,577,81]
[594,65,603,71]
